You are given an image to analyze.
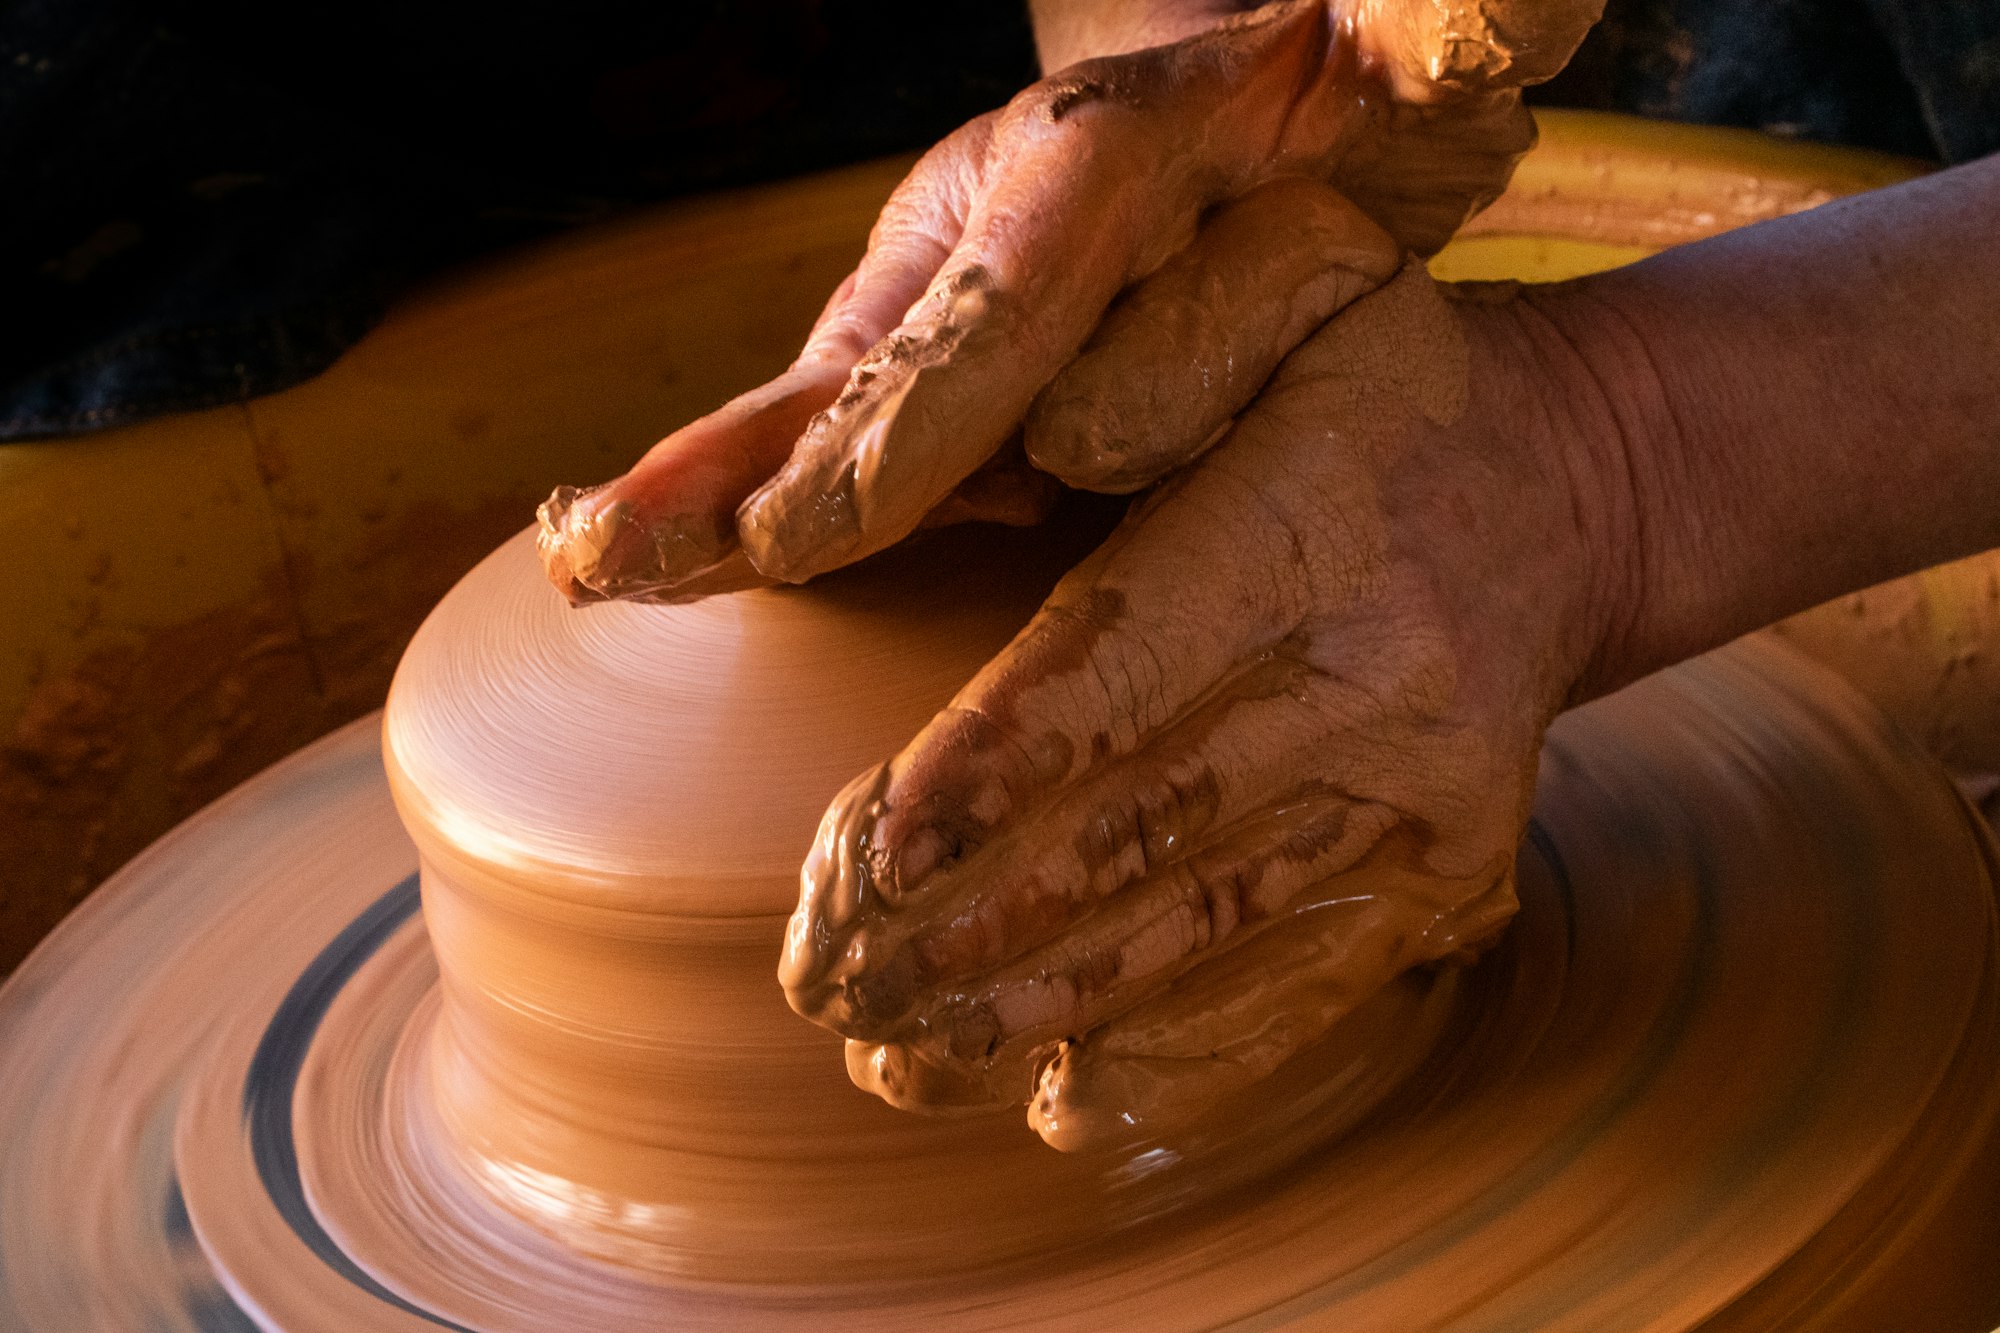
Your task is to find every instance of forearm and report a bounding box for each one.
[1542,153,2000,695]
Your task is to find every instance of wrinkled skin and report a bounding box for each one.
[1027,177,1401,492]
[779,264,1624,1150]
[535,0,1611,602]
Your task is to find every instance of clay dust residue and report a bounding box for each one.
[0,492,537,976]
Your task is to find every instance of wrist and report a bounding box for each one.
[1514,160,2000,708]
[1472,278,1694,708]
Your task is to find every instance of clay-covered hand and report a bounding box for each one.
[537,0,1604,603]
[779,262,1620,1151]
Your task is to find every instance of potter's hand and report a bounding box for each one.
[776,137,2000,1154]
[537,0,1605,603]
[779,263,1617,1150]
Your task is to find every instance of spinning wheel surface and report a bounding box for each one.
[2,535,1997,1328]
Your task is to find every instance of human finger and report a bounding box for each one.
[534,123,985,603]
[1028,842,1517,1150]
[733,1,1387,585]
[832,792,1373,1113]
[772,267,1440,1031]
[786,649,1370,1042]
[914,439,1064,532]
[880,792,1404,1109]
[1026,177,1399,493]
[535,363,844,603]
[776,450,1333,1031]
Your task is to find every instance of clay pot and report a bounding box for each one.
[384,511,1451,1283]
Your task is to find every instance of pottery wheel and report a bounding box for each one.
[3,517,1999,1332]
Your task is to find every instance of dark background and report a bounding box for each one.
[0,0,1040,437]
[3,0,1994,440]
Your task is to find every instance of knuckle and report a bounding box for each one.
[1006,67,1130,133]
[1177,856,1256,947]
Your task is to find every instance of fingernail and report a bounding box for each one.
[890,825,951,897]
[838,948,919,1038]
[536,483,581,533]
[535,486,607,604]
[536,485,630,582]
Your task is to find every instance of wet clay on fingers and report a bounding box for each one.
[537,0,1606,601]
[1025,179,1401,492]
[781,264,1524,1150]
[729,0,1586,581]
